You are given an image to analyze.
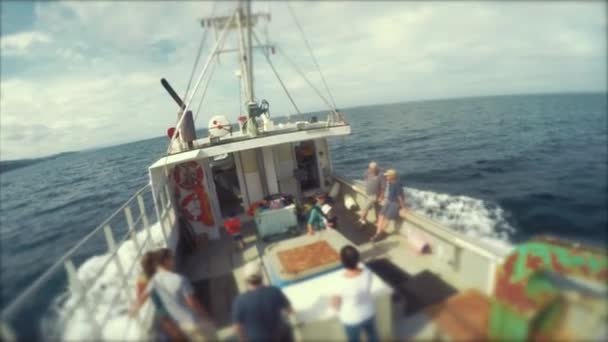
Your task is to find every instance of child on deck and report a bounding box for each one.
[224,213,244,249]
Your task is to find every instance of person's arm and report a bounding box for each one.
[232,298,247,342]
[234,323,247,342]
[377,178,386,203]
[398,186,406,209]
[330,295,341,311]
[307,208,317,234]
[277,288,293,314]
[181,278,210,321]
[185,294,210,321]
[129,290,149,317]
[159,317,186,341]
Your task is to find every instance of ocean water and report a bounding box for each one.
[1,92,606,337]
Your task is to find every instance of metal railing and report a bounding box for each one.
[333,174,509,261]
[0,181,178,341]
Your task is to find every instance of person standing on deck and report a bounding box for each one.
[232,261,293,342]
[307,192,332,235]
[371,169,407,242]
[331,245,379,342]
[131,248,216,341]
[359,162,385,225]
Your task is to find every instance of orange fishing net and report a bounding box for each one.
[278,241,340,274]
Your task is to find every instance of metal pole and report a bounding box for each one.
[246,0,254,102]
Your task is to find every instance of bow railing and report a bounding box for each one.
[0,180,178,341]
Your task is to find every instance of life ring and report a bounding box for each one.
[178,188,214,225]
[174,162,214,226]
[174,161,204,190]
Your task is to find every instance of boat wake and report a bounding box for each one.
[405,187,515,252]
[45,223,167,341]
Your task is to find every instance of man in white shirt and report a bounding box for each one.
[331,245,379,342]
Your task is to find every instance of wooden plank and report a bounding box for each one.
[425,289,491,341]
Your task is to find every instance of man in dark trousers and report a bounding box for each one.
[232,261,294,342]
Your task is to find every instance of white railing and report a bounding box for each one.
[0,181,178,341]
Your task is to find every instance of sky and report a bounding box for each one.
[0,1,606,161]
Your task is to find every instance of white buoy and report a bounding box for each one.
[208,115,231,138]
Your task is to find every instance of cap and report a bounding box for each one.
[315,191,327,199]
[384,169,397,177]
[368,161,378,169]
[243,261,262,281]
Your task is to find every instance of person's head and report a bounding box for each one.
[243,261,263,287]
[315,192,327,204]
[368,161,379,175]
[141,251,159,279]
[384,169,398,183]
[340,245,360,270]
[156,248,174,270]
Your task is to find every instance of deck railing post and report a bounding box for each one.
[164,183,175,227]
[107,238,145,331]
[125,207,141,251]
[103,225,116,252]
[0,321,16,342]
[152,184,169,245]
[137,194,152,244]
[64,259,103,339]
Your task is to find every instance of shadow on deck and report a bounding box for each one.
[192,274,240,328]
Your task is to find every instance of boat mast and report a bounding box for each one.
[237,0,255,106]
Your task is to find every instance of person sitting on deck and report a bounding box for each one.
[134,250,184,340]
[224,212,245,249]
[371,169,407,242]
[331,245,379,342]
[307,192,333,235]
[131,248,216,341]
[232,261,293,342]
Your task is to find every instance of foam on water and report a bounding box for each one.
[49,222,167,341]
[405,187,515,252]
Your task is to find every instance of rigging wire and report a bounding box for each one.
[251,29,302,120]
[183,2,218,101]
[165,9,236,155]
[286,2,338,111]
[193,54,220,122]
[276,47,335,114]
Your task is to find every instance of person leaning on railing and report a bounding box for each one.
[371,169,407,242]
[131,249,216,341]
[134,251,185,340]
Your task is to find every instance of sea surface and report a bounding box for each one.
[1,92,606,337]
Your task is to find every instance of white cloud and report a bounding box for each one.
[0,31,52,56]
[0,1,606,160]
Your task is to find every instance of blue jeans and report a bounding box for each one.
[344,316,379,342]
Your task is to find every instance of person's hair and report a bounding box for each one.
[340,245,360,270]
[156,248,172,265]
[141,251,158,279]
[247,276,263,286]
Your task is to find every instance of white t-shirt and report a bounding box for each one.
[333,267,375,325]
[147,269,199,327]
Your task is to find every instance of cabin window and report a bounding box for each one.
[210,153,245,217]
[294,140,320,193]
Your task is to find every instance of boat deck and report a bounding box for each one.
[179,201,480,340]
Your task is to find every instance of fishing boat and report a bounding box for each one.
[1,1,606,341]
